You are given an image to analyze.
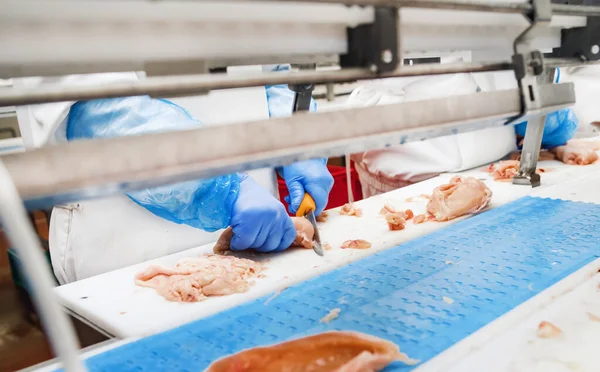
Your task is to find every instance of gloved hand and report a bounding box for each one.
[514,108,578,149]
[230,174,296,252]
[280,159,334,216]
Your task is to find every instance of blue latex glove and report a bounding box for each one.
[280,159,334,215]
[514,108,578,149]
[265,65,333,215]
[514,68,578,149]
[229,174,296,252]
[67,96,240,232]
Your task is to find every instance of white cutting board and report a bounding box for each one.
[54,156,600,338]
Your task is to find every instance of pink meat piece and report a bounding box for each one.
[489,160,519,181]
[340,203,363,217]
[427,176,493,221]
[552,142,599,165]
[213,217,315,254]
[413,214,427,224]
[206,331,419,372]
[385,212,406,231]
[316,210,329,223]
[135,254,263,302]
[486,160,550,181]
[341,239,372,249]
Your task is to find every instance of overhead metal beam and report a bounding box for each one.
[2,83,575,209]
[0,62,513,107]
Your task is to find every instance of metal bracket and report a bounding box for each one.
[551,0,600,61]
[289,64,316,113]
[340,7,399,73]
[511,0,552,188]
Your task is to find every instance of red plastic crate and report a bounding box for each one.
[277,165,363,215]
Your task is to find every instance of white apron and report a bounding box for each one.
[348,73,516,191]
[15,67,278,284]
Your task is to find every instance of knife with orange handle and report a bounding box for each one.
[295,193,324,256]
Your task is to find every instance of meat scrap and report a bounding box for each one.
[587,312,600,322]
[135,254,263,303]
[323,243,333,251]
[316,210,329,223]
[385,212,406,231]
[379,203,396,215]
[214,217,315,254]
[340,203,363,217]
[413,214,427,224]
[485,160,549,181]
[405,194,431,203]
[379,204,413,231]
[341,240,372,249]
[487,160,519,181]
[552,142,599,165]
[427,176,492,222]
[537,321,562,339]
[320,308,341,324]
[205,331,419,372]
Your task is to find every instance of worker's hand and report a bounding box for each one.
[281,159,334,216]
[230,174,296,252]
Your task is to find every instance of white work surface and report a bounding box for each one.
[54,151,600,340]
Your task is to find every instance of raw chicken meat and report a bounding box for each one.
[405,194,431,203]
[537,321,562,338]
[213,217,315,254]
[340,203,363,217]
[135,254,263,302]
[379,203,396,215]
[509,139,600,166]
[205,331,419,372]
[385,212,406,231]
[316,211,329,223]
[379,204,413,230]
[487,160,519,181]
[320,308,341,324]
[552,142,599,165]
[427,176,492,222]
[413,214,427,224]
[485,160,549,181]
[341,240,372,249]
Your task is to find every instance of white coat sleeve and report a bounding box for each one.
[13,72,139,149]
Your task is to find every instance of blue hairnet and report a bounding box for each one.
[265,65,326,169]
[67,96,241,232]
[514,68,578,149]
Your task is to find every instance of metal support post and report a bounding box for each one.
[511,0,552,187]
[289,64,317,112]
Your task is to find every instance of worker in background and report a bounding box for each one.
[348,67,577,197]
[14,64,333,284]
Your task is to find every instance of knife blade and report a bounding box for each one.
[305,211,324,256]
[295,193,324,257]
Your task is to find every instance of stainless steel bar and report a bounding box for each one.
[0,62,513,107]
[513,114,545,187]
[2,83,574,209]
[271,0,531,13]
[271,0,600,16]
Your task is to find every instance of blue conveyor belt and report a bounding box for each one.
[74,197,600,371]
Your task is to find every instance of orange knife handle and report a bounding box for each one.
[295,193,316,217]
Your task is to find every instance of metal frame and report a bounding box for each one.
[0,1,598,371]
[0,0,590,78]
[2,83,574,209]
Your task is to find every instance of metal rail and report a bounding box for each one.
[2,83,574,209]
[271,0,600,16]
[0,63,513,107]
